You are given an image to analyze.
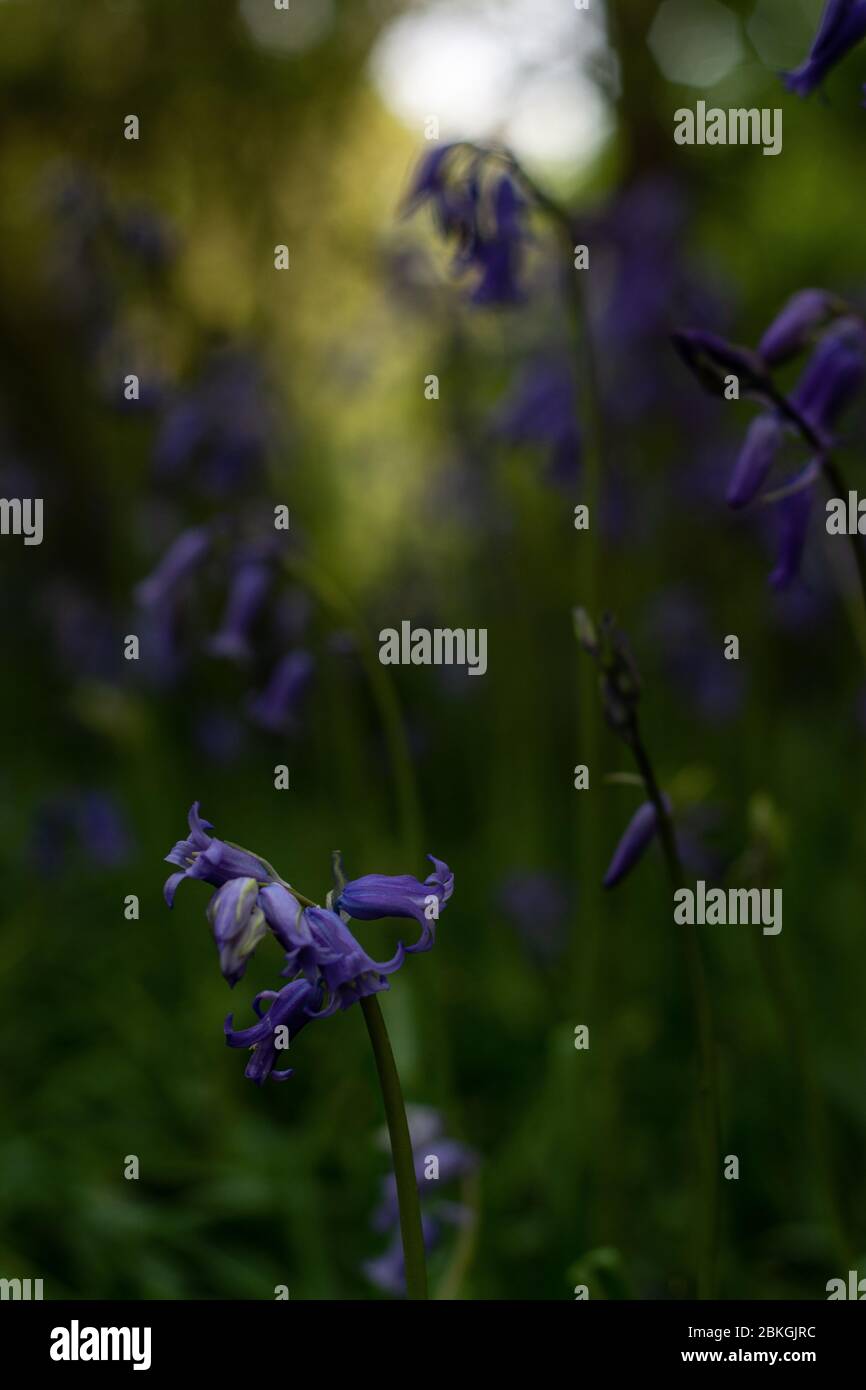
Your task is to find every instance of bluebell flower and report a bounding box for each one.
[790,317,866,442]
[163,807,451,1082]
[164,802,278,905]
[647,589,746,724]
[135,525,212,610]
[675,299,866,588]
[758,289,841,365]
[207,876,269,986]
[603,800,666,889]
[727,414,785,509]
[364,1106,477,1296]
[224,978,322,1085]
[497,871,568,964]
[29,789,132,876]
[287,906,406,1014]
[783,0,866,97]
[493,359,581,486]
[334,855,454,954]
[405,144,529,306]
[770,476,816,590]
[465,174,527,305]
[247,650,315,733]
[402,143,461,221]
[363,1219,441,1297]
[154,348,272,495]
[207,552,273,661]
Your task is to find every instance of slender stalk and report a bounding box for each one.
[360,995,428,1300]
[630,728,721,1301]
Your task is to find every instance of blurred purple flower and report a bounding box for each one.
[247,650,315,734]
[30,790,132,876]
[135,525,212,610]
[603,800,667,889]
[405,144,529,306]
[154,348,273,495]
[783,0,866,96]
[207,553,273,661]
[790,317,866,443]
[494,359,580,485]
[647,590,746,723]
[497,870,568,963]
[727,415,785,509]
[770,479,817,590]
[758,289,842,365]
[364,1107,477,1296]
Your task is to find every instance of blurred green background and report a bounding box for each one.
[1,0,865,1300]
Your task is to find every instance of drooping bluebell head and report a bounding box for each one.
[783,0,866,97]
[224,978,322,1085]
[334,854,454,953]
[164,802,278,905]
[163,806,451,1081]
[207,876,269,986]
[727,414,785,509]
[405,143,529,305]
[603,800,666,889]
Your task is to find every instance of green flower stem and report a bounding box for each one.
[360,995,428,1300]
[630,729,721,1301]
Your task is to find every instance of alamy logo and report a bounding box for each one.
[827,1270,866,1299]
[673,880,782,935]
[379,622,487,676]
[49,1320,152,1371]
[674,102,782,157]
[0,497,43,545]
[0,1277,43,1299]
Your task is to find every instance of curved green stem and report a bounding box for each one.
[361,995,428,1300]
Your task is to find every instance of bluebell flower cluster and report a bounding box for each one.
[164,804,453,1083]
[363,1106,477,1296]
[783,0,866,98]
[674,292,866,587]
[135,525,315,732]
[404,143,529,305]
